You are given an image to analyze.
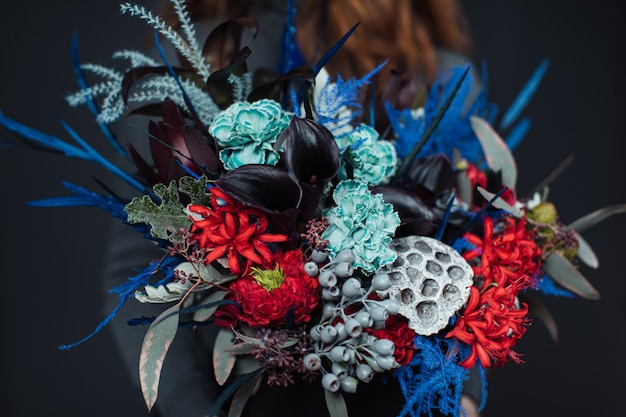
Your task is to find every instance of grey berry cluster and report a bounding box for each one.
[303,249,402,394]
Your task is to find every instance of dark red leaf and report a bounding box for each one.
[406,154,455,197]
[206,47,252,109]
[127,143,160,186]
[148,120,174,181]
[182,126,219,173]
[202,17,258,72]
[162,98,186,131]
[248,65,315,104]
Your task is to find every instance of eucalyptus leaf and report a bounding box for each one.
[214,327,237,385]
[231,328,265,347]
[566,203,626,233]
[520,293,558,342]
[325,389,349,417]
[175,261,236,285]
[542,252,600,300]
[476,186,522,217]
[471,116,517,190]
[228,370,264,417]
[193,290,228,322]
[234,355,263,375]
[134,281,196,303]
[208,369,264,417]
[231,327,300,349]
[225,343,255,355]
[139,303,180,411]
[573,231,599,269]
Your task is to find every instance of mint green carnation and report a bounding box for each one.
[209,99,292,170]
[337,124,398,185]
[322,180,400,272]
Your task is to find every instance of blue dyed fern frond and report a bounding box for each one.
[71,33,126,157]
[59,255,181,350]
[504,116,532,152]
[451,237,477,254]
[500,59,549,131]
[435,195,456,241]
[395,337,470,417]
[0,110,145,192]
[279,0,298,74]
[153,29,205,131]
[312,22,360,76]
[316,60,387,136]
[536,274,575,298]
[110,254,180,297]
[390,65,488,165]
[28,181,128,220]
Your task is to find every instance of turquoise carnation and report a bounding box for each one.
[337,124,398,185]
[209,99,292,170]
[322,180,400,272]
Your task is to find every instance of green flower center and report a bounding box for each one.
[251,265,285,291]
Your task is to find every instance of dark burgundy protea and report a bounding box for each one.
[127,98,220,187]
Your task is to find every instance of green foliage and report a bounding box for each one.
[179,175,212,206]
[125,176,211,243]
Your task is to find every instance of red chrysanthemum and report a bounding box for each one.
[187,187,288,275]
[224,249,320,328]
[447,215,541,369]
[369,315,417,366]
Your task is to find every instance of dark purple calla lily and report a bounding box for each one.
[283,117,341,219]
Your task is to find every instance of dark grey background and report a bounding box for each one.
[1,1,624,416]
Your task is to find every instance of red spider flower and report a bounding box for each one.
[447,215,541,368]
[462,216,541,290]
[447,285,530,368]
[187,187,288,275]
[369,315,417,366]
[224,249,320,328]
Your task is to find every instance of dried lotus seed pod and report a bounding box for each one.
[378,235,473,335]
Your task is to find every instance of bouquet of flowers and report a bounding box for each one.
[1,1,624,416]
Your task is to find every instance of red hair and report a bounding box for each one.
[295,0,470,83]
